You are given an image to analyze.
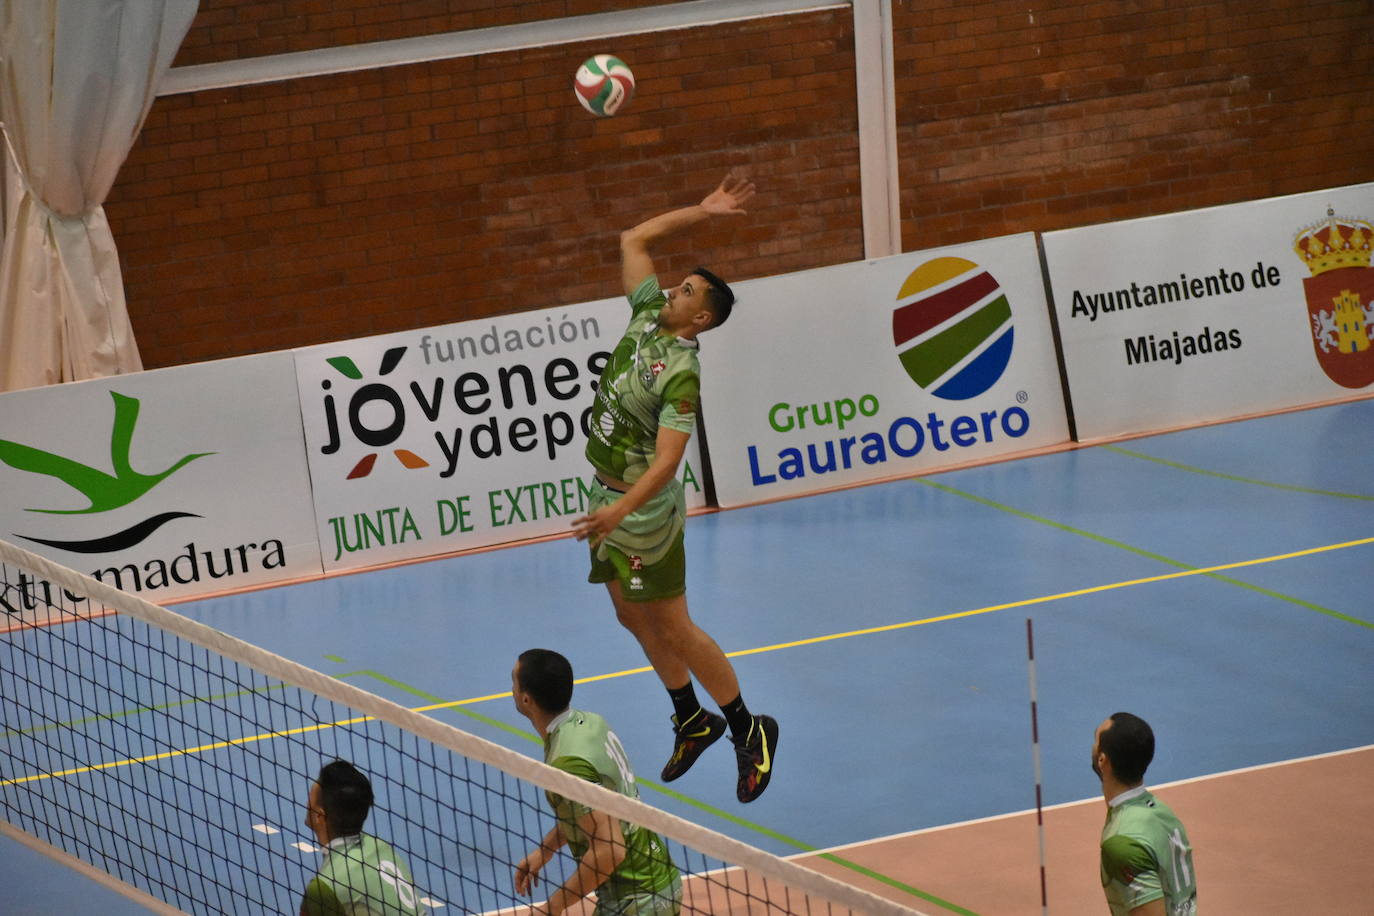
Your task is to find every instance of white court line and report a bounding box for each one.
[293,841,321,853]
[796,743,1374,858]
[251,823,279,835]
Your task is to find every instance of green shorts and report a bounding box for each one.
[594,873,682,916]
[588,529,686,602]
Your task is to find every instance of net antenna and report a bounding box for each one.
[1,537,930,916]
[1026,618,1049,916]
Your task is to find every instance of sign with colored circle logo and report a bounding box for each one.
[696,232,1071,507]
[892,257,1014,400]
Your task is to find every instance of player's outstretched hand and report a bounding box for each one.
[514,847,549,897]
[701,169,755,216]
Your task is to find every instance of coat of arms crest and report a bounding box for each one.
[1293,208,1374,389]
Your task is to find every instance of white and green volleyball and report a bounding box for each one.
[574,55,635,117]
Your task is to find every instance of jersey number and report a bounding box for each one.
[604,731,635,789]
[378,859,419,910]
[1167,829,1192,893]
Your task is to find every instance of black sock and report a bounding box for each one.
[720,694,753,739]
[667,682,703,724]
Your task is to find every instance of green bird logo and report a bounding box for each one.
[0,391,214,515]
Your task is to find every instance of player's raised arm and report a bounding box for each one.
[619,170,754,297]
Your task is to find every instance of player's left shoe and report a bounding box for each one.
[732,714,779,803]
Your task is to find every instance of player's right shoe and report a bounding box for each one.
[733,714,779,803]
[660,709,727,782]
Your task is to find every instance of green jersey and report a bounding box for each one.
[585,276,701,485]
[301,833,425,916]
[544,708,679,900]
[1100,787,1197,916]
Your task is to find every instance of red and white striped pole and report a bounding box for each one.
[1027,617,1049,915]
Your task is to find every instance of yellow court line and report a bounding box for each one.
[724,534,1374,657]
[3,715,374,787]
[7,535,1370,788]
[409,669,659,715]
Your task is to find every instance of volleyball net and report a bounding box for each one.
[0,537,925,915]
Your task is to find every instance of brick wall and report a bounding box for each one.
[110,10,861,366]
[894,0,1373,247]
[107,1,1372,369]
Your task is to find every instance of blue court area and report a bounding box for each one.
[3,398,1372,914]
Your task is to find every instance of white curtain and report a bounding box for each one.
[0,0,198,392]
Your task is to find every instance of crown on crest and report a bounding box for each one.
[1293,207,1372,276]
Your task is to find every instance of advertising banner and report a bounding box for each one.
[700,234,1072,506]
[295,299,707,572]
[0,353,323,608]
[1043,181,1374,440]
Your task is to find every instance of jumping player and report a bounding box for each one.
[571,171,778,803]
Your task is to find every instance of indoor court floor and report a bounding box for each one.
[4,397,1372,914]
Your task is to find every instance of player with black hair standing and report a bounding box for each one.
[512,648,680,916]
[301,759,425,915]
[1091,713,1198,916]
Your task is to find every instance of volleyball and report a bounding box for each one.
[574,55,635,117]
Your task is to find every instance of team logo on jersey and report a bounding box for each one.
[892,256,1015,400]
[596,406,618,442]
[650,360,666,377]
[1293,207,1374,389]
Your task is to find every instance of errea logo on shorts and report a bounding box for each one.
[892,256,1015,400]
[629,575,644,591]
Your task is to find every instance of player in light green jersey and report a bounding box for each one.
[1092,713,1198,916]
[512,649,681,916]
[571,171,779,804]
[301,760,426,916]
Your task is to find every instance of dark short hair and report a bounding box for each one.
[317,759,373,837]
[693,266,735,328]
[517,649,574,714]
[1100,712,1155,785]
